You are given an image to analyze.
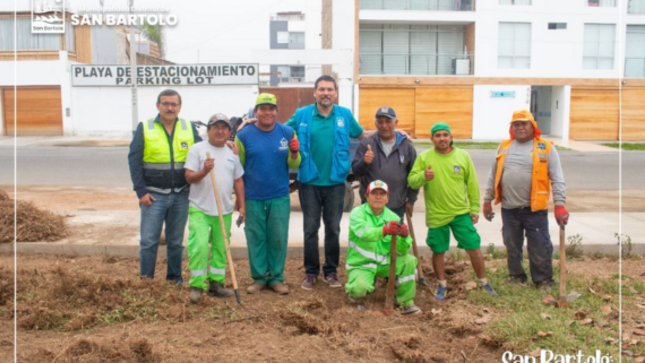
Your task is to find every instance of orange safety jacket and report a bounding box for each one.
[493,137,553,212]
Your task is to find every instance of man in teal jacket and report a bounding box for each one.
[345,180,421,315]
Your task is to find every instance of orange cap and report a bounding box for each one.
[508,109,541,139]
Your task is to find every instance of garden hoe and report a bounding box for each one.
[206,152,259,321]
[405,211,431,287]
[557,225,581,308]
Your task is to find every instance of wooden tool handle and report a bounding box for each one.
[405,211,425,281]
[206,152,238,290]
[384,234,397,311]
[558,225,565,302]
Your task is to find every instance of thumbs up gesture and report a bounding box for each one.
[424,164,434,181]
[289,133,299,153]
[364,144,374,164]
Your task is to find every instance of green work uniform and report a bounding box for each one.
[345,203,417,307]
[187,207,231,288]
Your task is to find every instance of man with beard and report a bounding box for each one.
[408,122,499,300]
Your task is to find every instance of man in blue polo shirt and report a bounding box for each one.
[285,75,371,290]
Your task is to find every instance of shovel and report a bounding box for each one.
[383,234,398,314]
[206,152,259,319]
[557,225,581,307]
[405,210,431,287]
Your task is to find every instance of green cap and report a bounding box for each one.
[255,93,277,108]
[431,122,453,146]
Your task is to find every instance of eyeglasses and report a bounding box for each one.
[160,102,180,108]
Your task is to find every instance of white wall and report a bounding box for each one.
[305,0,322,51]
[550,85,571,139]
[71,85,258,137]
[472,85,531,140]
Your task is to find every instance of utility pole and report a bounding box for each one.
[129,0,138,133]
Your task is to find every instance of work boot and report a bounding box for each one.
[324,273,342,288]
[189,287,203,304]
[480,283,500,297]
[434,285,448,301]
[270,282,289,295]
[507,275,528,285]
[400,303,422,315]
[246,282,266,294]
[537,280,554,293]
[301,275,317,290]
[207,281,234,298]
[347,294,363,305]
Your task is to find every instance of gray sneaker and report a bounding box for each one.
[324,273,343,288]
[189,287,203,304]
[400,303,422,315]
[301,275,317,290]
[537,281,554,292]
[207,281,234,298]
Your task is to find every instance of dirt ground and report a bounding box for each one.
[1,254,643,363]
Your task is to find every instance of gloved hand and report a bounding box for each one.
[383,221,401,236]
[483,202,494,222]
[399,224,409,237]
[555,205,569,226]
[289,137,300,153]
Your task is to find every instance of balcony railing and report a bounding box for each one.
[587,0,616,7]
[625,58,645,77]
[360,0,475,11]
[359,53,475,75]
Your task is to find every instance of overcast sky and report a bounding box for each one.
[10,0,309,63]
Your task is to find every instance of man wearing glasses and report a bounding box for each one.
[482,110,568,292]
[128,89,202,285]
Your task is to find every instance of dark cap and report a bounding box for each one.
[375,106,396,120]
[207,113,231,129]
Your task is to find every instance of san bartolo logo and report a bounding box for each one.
[501,349,614,363]
[32,0,65,34]
[279,138,289,151]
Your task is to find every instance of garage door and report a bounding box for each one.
[569,87,618,140]
[621,88,645,141]
[358,88,415,137]
[2,86,63,136]
[415,87,473,139]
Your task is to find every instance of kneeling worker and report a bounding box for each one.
[184,114,245,304]
[345,180,421,315]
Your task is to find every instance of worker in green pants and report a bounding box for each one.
[184,114,245,304]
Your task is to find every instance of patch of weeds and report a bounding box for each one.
[469,267,619,356]
[448,249,467,261]
[615,233,638,259]
[485,243,507,261]
[589,252,606,260]
[601,142,645,151]
[566,234,585,260]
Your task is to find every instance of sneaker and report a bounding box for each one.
[301,275,317,290]
[324,273,343,288]
[537,281,553,293]
[400,303,422,315]
[434,285,448,301]
[270,282,289,295]
[189,287,203,304]
[480,283,500,297]
[348,294,363,304]
[207,281,234,298]
[246,282,266,294]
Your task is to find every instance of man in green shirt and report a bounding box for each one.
[408,122,498,300]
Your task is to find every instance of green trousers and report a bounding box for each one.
[345,253,417,307]
[244,195,290,286]
[187,207,231,289]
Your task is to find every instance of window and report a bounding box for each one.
[499,0,532,5]
[588,0,616,6]
[289,32,305,45]
[0,18,62,51]
[277,65,305,83]
[277,31,289,44]
[583,24,615,70]
[498,22,531,69]
[359,24,468,75]
[625,26,645,77]
[65,22,75,52]
[548,23,567,30]
[629,0,645,14]
[360,0,474,11]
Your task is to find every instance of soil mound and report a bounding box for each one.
[0,190,69,243]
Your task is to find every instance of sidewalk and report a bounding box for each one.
[5,210,642,258]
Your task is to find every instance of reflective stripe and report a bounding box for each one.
[498,148,508,155]
[190,268,207,277]
[345,263,377,270]
[395,274,416,286]
[209,266,226,275]
[538,152,548,159]
[349,241,388,264]
[142,162,185,170]
[356,227,367,238]
[180,118,187,130]
[146,186,171,193]
[146,118,155,131]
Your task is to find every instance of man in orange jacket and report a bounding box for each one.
[482,110,568,291]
